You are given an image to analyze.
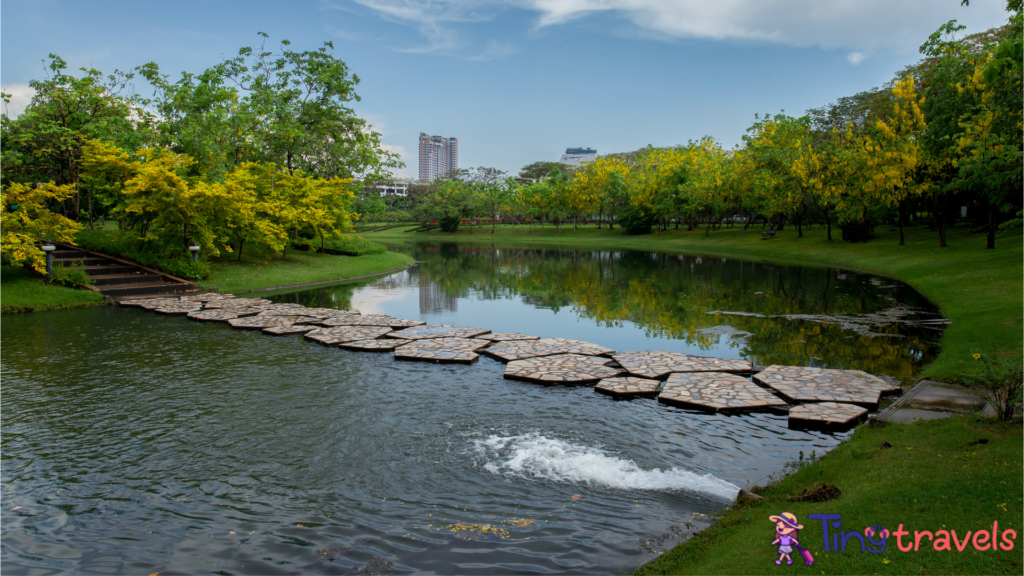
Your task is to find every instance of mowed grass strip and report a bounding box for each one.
[362,224,1023,383]
[1,265,105,314]
[199,250,414,293]
[633,416,1023,575]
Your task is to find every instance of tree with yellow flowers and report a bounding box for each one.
[1,182,84,273]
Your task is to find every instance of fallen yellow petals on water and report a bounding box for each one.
[229,531,235,535]
[297,524,304,527]
[513,520,534,527]
[571,494,581,501]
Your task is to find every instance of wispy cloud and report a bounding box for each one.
[2,84,35,118]
[847,52,865,65]
[343,0,1008,58]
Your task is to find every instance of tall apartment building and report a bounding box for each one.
[418,133,459,181]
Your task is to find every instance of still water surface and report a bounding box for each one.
[1,243,943,574]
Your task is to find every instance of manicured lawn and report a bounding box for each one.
[1,265,105,314]
[198,250,414,293]
[633,415,1023,575]
[362,224,1023,383]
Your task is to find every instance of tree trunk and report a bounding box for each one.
[936,195,947,248]
[238,238,245,262]
[987,199,996,249]
[898,199,906,246]
[797,209,803,238]
[826,212,832,241]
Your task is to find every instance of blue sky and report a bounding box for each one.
[1,0,1012,178]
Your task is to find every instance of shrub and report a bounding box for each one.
[49,261,93,288]
[617,206,656,235]
[964,350,1023,421]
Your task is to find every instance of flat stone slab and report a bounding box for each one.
[300,307,361,318]
[262,324,318,336]
[387,324,491,340]
[878,408,956,424]
[595,377,662,398]
[504,354,625,385]
[227,315,311,330]
[753,365,900,408]
[203,298,272,309]
[474,333,541,342]
[320,314,426,328]
[339,338,412,352]
[304,326,393,345]
[136,298,186,310]
[789,402,868,429]
[659,372,789,413]
[612,351,752,379]
[394,337,490,363]
[482,338,615,362]
[180,293,235,302]
[153,303,204,315]
[188,309,254,322]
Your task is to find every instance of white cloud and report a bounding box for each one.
[380,143,414,178]
[348,0,1010,56]
[2,83,35,118]
[847,52,865,65]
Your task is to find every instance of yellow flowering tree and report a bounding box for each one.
[1,182,83,273]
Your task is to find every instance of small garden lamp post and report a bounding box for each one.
[42,241,56,280]
[189,244,200,264]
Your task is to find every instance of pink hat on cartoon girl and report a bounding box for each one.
[769,512,804,530]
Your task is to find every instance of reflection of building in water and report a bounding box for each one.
[419,280,458,313]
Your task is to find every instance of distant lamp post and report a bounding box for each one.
[42,241,56,280]
[189,244,200,263]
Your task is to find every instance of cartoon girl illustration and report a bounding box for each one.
[770,512,813,566]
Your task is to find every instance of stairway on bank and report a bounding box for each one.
[51,243,194,299]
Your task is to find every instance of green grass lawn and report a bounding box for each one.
[198,250,414,293]
[361,223,1023,383]
[633,415,1022,575]
[1,265,105,314]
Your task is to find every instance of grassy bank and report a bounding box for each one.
[634,415,1022,575]
[360,224,1023,383]
[198,250,414,293]
[1,265,105,314]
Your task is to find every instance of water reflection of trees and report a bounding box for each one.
[271,243,941,383]
[407,244,939,382]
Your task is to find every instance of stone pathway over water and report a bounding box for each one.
[120,292,908,430]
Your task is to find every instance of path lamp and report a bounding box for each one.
[42,241,56,280]
[189,244,200,263]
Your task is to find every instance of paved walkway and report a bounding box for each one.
[874,379,994,423]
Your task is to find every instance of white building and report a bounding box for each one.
[419,133,459,181]
[559,147,597,167]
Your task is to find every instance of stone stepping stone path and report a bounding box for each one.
[120,292,898,434]
[474,332,540,342]
[482,338,614,362]
[659,372,789,413]
[612,351,752,379]
[339,338,412,352]
[788,402,868,429]
[320,314,426,328]
[504,354,625,385]
[304,326,394,345]
[263,324,318,336]
[595,377,662,398]
[394,337,491,363]
[387,324,491,340]
[753,365,900,409]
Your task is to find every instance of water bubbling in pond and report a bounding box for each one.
[474,433,740,500]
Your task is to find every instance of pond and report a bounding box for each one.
[1,242,944,575]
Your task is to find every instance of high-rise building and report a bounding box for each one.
[559,147,597,167]
[419,133,459,181]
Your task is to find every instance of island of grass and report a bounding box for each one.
[358,223,1023,384]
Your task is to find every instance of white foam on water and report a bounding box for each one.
[472,433,739,500]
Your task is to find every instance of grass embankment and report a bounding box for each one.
[360,224,1023,383]
[0,265,105,314]
[197,249,413,292]
[635,416,1022,575]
